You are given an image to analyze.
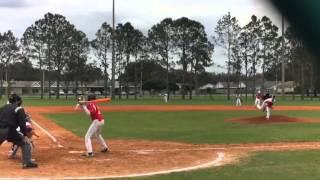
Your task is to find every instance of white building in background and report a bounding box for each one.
[269,81,295,93]
[1,80,139,96]
[215,82,225,89]
[198,83,215,90]
[237,82,246,89]
[198,83,215,94]
[214,81,246,94]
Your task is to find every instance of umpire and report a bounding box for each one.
[0,94,38,169]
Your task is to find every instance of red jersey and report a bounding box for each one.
[256,93,262,99]
[264,98,274,108]
[87,103,104,121]
[265,101,273,108]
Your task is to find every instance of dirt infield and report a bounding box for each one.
[1,105,320,179]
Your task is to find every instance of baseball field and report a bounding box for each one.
[2,96,320,179]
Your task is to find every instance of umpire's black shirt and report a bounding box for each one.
[0,104,27,136]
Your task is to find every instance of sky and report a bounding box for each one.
[0,0,283,73]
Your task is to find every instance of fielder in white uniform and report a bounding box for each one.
[235,94,242,106]
[163,93,168,103]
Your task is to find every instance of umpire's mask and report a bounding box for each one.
[9,93,22,106]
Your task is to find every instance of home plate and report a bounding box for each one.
[68,151,85,154]
[57,144,64,148]
[134,150,152,154]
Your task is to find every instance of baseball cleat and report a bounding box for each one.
[82,152,94,157]
[100,148,110,153]
[23,161,38,169]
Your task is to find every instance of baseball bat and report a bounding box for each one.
[79,97,111,104]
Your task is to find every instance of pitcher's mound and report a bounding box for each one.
[227,115,319,124]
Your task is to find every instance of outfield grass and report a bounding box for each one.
[0,94,320,106]
[129,150,320,180]
[46,111,320,144]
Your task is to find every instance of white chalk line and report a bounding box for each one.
[60,152,225,180]
[0,152,224,180]
[31,119,64,148]
[64,158,112,162]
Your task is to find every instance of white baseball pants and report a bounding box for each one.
[256,100,271,120]
[266,106,271,120]
[85,120,108,153]
[236,98,242,106]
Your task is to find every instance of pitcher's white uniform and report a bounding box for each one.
[256,96,275,120]
[81,102,109,156]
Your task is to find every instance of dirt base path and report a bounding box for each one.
[1,105,320,179]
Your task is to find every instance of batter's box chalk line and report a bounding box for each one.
[64,158,112,162]
[31,119,64,148]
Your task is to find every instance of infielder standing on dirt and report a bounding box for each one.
[80,94,109,157]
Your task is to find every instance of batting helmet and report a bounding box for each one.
[87,94,96,101]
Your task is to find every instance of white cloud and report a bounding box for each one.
[0,0,28,8]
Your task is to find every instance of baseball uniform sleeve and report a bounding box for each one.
[81,104,91,116]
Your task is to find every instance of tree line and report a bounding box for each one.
[214,13,317,100]
[0,12,314,100]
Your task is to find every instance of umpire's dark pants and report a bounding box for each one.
[0,127,8,145]
[0,127,32,165]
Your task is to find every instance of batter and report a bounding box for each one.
[80,94,109,157]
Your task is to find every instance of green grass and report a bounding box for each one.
[129,150,320,180]
[0,95,240,106]
[46,110,320,144]
[0,94,320,106]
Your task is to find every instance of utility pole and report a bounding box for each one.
[111,0,116,99]
[140,57,143,97]
[227,11,231,100]
[281,14,285,98]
